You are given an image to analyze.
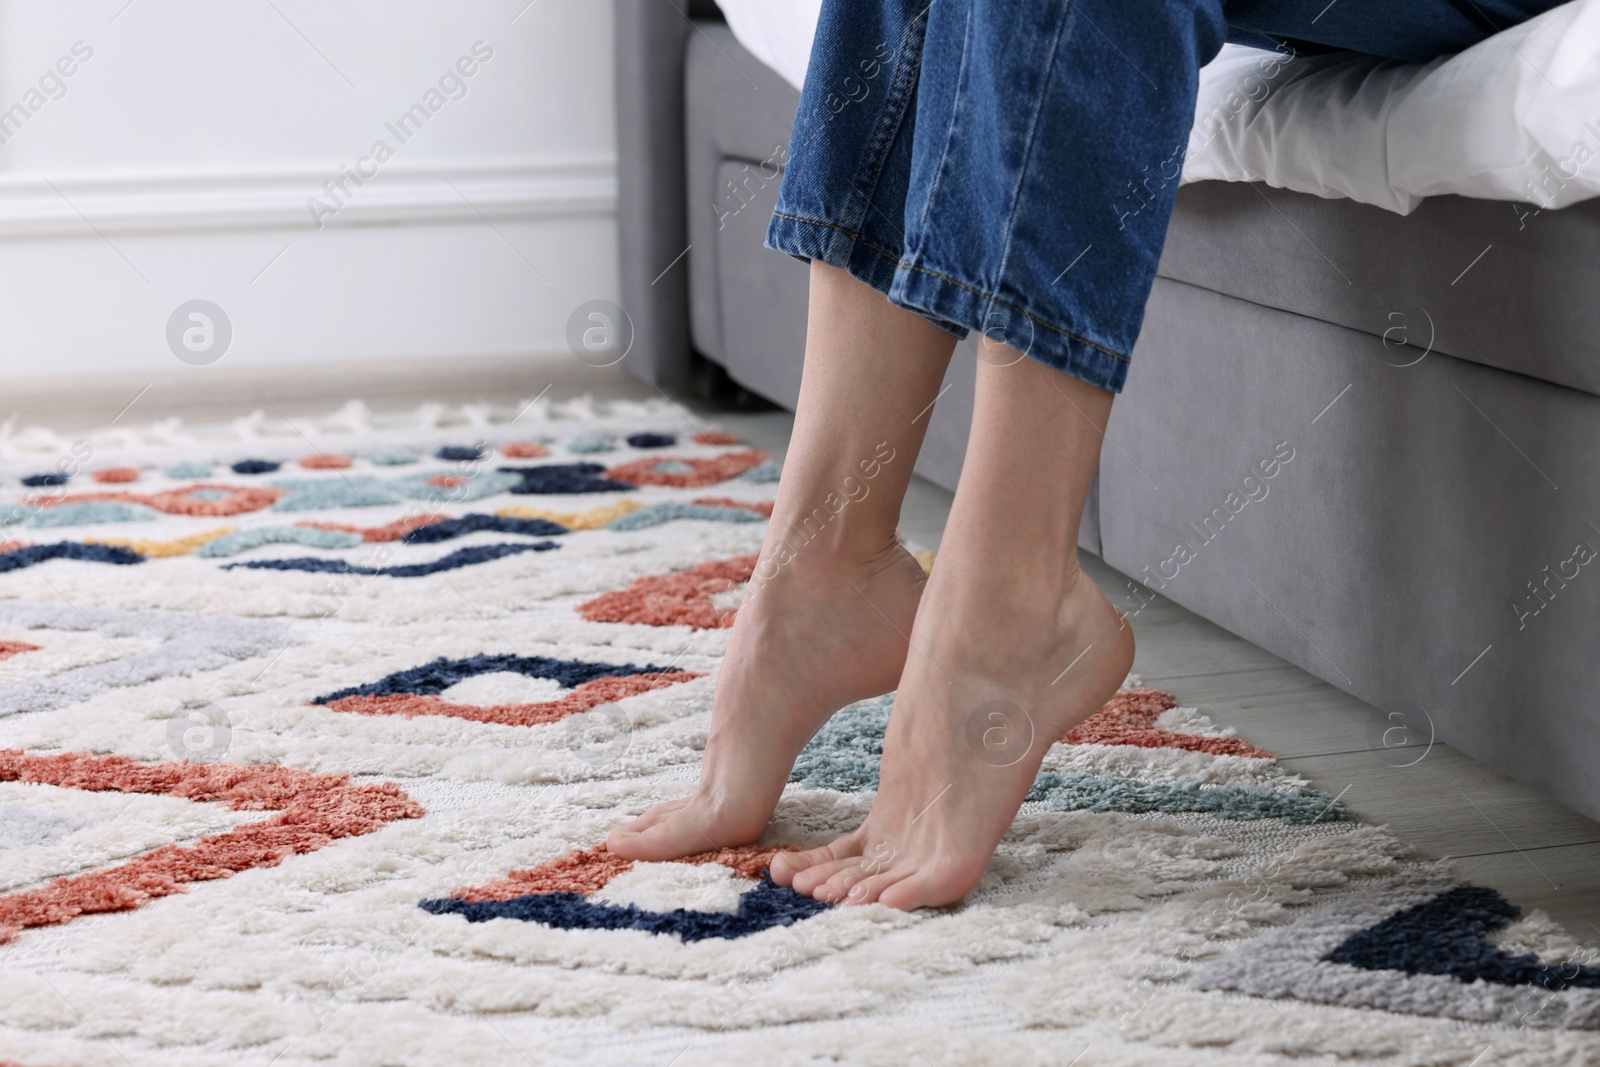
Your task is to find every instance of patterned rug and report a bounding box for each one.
[1,398,1597,1067]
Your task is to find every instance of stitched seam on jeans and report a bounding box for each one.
[835,6,932,246]
[898,262,1131,362]
[772,210,903,267]
[905,0,973,263]
[986,2,1074,311]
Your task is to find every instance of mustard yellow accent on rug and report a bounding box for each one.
[496,500,643,530]
[86,526,235,557]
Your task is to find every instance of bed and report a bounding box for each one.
[613,0,1600,823]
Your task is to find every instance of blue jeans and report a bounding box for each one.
[766,0,1560,392]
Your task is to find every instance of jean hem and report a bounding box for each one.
[890,262,1131,393]
[765,211,969,339]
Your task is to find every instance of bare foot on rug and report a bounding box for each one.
[607,540,926,861]
[770,561,1133,910]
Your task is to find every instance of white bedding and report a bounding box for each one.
[717,0,1600,215]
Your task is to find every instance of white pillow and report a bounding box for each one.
[716,0,1600,215]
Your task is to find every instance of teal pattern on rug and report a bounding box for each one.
[197,526,363,558]
[1026,771,1348,823]
[565,435,615,453]
[270,471,525,511]
[608,502,764,531]
[789,695,893,792]
[790,695,1350,824]
[1,502,162,527]
[270,476,403,510]
[746,459,782,483]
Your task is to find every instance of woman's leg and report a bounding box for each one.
[616,0,1198,868]
[608,261,956,860]
[765,0,1571,909]
[614,0,1182,867]
[611,0,957,860]
[627,0,1577,896]
[765,0,1223,906]
[770,348,1134,908]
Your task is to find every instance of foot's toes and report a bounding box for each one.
[790,855,869,898]
[613,798,688,836]
[607,810,717,861]
[790,858,861,903]
[817,861,906,905]
[769,838,854,887]
[840,868,912,906]
[876,865,973,912]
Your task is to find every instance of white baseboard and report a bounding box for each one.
[0,156,615,237]
[0,211,621,378]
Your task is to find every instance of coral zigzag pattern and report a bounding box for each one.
[1062,687,1275,758]
[578,554,757,629]
[604,450,769,489]
[0,751,421,942]
[36,483,283,516]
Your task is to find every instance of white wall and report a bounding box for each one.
[0,0,618,380]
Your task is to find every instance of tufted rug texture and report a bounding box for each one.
[0,399,1596,1067]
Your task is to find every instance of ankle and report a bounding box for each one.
[754,517,903,586]
[936,542,1084,613]
[920,555,1113,665]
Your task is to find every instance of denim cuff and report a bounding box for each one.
[765,211,969,339]
[890,263,1132,393]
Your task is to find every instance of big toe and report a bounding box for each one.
[876,863,977,912]
[613,800,683,837]
[769,838,857,888]
[606,814,712,861]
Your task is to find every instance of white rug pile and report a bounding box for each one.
[0,399,1595,1066]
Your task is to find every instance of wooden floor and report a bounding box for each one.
[12,357,1599,940]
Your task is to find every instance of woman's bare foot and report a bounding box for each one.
[607,540,926,861]
[770,560,1134,910]
[609,261,959,863]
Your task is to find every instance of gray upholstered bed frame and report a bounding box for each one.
[614,0,1600,822]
